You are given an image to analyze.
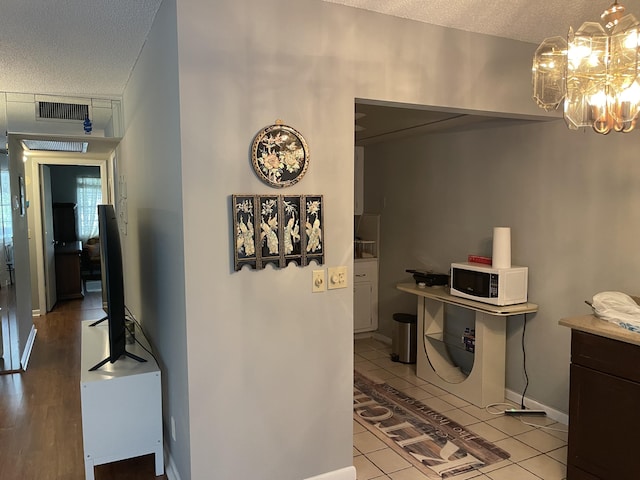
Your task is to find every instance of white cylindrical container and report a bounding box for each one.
[492,227,511,269]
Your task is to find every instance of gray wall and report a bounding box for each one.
[364,119,640,413]
[171,0,547,478]
[115,0,573,478]
[119,0,191,478]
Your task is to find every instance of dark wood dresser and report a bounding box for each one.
[55,241,84,300]
[560,315,640,480]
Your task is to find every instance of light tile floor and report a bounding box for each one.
[354,338,568,480]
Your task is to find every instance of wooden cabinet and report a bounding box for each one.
[354,259,378,333]
[53,203,77,242]
[55,241,83,300]
[566,329,640,479]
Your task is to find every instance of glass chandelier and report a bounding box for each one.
[532,1,640,134]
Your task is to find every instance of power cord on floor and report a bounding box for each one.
[484,402,515,416]
[520,314,569,432]
[519,419,568,433]
[419,311,568,434]
[483,402,568,433]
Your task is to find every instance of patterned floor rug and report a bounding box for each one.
[354,370,510,479]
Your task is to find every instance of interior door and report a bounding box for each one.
[41,165,57,311]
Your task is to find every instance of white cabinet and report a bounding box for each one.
[80,321,164,480]
[354,282,373,331]
[354,258,378,333]
[354,146,364,215]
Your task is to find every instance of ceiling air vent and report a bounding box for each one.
[22,140,88,153]
[37,101,89,121]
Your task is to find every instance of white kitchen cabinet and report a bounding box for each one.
[354,258,378,333]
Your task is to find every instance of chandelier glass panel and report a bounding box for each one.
[532,1,640,134]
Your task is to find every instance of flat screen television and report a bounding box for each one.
[88,204,145,371]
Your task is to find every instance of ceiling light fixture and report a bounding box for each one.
[532,0,640,134]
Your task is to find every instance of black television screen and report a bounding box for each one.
[89,204,145,371]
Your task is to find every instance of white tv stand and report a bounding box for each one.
[397,283,538,407]
[80,320,164,479]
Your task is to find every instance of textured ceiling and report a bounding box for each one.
[354,102,537,145]
[0,0,625,99]
[0,0,619,98]
[0,0,621,145]
[322,0,612,44]
[0,0,162,97]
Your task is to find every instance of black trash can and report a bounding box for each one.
[391,313,417,364]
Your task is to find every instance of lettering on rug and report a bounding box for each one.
[354,371,509,478]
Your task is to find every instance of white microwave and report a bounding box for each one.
[450,262,528,306]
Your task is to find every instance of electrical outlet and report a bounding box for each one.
[312,269,326,292]
[328,266,348,289]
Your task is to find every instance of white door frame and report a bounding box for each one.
[41,164,57,311]
[30,152,113,314]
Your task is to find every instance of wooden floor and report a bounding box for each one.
[0,291,168,480]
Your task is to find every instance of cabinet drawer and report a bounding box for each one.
[354,260,377,283]
[571,330,640,383]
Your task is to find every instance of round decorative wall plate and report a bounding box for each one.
[251,121,310,188]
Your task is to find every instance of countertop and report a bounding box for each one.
[559,314,640,347]
[396,282,538,316]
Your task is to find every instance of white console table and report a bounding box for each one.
[80,320,164,479]
[397,283,538,407]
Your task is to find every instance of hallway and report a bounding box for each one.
[0,293,166,480]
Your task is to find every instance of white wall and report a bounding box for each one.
[364,119,640,413]
[7,137,33,363]
[172,0,545,478]
[119,0,191,478]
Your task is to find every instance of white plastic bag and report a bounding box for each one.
[592,291,640,333]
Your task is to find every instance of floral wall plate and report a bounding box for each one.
[251,122,310,188]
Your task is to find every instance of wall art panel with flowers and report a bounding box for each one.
[232,194,324,271]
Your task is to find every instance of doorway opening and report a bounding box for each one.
[20,134,119,316]
[49,165,103,308]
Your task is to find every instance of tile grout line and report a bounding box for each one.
[354,338,567,480]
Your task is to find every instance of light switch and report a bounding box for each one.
[312,269,326,293]
[328,266,348,289]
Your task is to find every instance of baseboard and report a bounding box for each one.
[304,466,356,480]
[505,388,568,425]
[163,446,182,480]
[354,332,375,340]
[371,332,391,345]
[21,326,37,371]
[353,332,392,345]
[32,309,41,317]
[163,451,355,480]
